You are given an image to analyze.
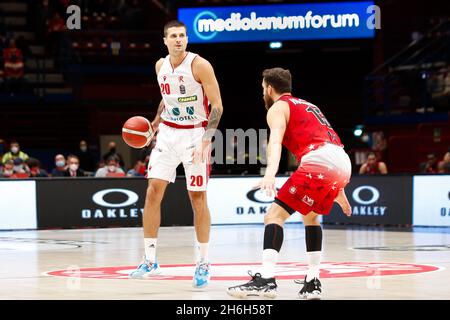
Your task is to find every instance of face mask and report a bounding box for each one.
[107,165,116,172]
[11,147,19,154]
[69,164,79,171]
[80,146,87,152]
[3,169,13,176]
[14,165,23,172]
[56,160,65,167]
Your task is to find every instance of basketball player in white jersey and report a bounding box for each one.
[129,20,223,288]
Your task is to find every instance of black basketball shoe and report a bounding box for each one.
[227,271,278,298]
[296,276,322,300]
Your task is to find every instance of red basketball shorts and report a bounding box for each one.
[276,144,352,215]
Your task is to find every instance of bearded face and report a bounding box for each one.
[264,93,274,110]
[262,80,275,110]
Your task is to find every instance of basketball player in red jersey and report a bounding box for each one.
[129,20,223,288]
[359,152,388,175]
[227,68,352,299]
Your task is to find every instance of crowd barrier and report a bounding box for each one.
[0,175,449,230]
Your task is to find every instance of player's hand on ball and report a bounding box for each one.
[254,175,277,197]
[143,126,156,147]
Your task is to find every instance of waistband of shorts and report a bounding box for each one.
[162,120,208,129]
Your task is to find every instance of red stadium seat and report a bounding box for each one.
[11,173,30,179]
[105,172,126,177]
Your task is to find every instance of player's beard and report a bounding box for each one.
[264,94,274,110]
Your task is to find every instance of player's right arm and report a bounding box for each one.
[152,99,164,129]
[255,101,289,197]
[152,58,165,129]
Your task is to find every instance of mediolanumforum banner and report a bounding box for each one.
[178,1,376,43]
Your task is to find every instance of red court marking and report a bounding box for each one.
[45,262,442,280]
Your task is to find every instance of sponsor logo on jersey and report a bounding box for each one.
[167,115,198,122]
[302,195,314,206]
[186,106,195,115]
[172,107,181,116]
[179,85,186,94]
[178,95,198,103]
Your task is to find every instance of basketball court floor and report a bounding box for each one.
[1,224,449,300]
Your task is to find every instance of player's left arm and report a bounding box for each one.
[257,101,288,196]
[192,57,223,161]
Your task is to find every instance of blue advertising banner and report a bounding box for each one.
[178,1,376,43]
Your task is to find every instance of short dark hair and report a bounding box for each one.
[262,68,292,94]
[164,20,187,37]
[27,157,41,168]
[67,154,79,162]
[106,155,118,164]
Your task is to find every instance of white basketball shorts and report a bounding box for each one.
[147,123,210,191]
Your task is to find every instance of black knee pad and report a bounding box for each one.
[305,225,322,252]
[274,198,295,215]
[263,223,284,252]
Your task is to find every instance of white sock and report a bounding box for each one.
[197,242,209,263]
[144,238,157,262]
[261,249,279,278]
[306,251,321,281]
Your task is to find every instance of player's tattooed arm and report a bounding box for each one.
[193,56,223,143]
[203,106,222,142]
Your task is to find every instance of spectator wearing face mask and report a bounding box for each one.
[0,159,14,177]
[102,141,125,168]
[11,157,30,177]
[126,155,149,177]
[95,156,125,177]
[51,154,67,177]
[28,157,49,177]
[76,140,97,172]
[2,140,29,164]
[64,155,86,177]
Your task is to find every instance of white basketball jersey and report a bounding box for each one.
[157,52,209,126]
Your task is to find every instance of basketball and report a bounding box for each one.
[122,116,154,148]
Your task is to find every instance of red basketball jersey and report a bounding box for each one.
[363,162,382,175]
[278,94,343,161]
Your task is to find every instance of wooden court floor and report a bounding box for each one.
[1,224,449,300]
